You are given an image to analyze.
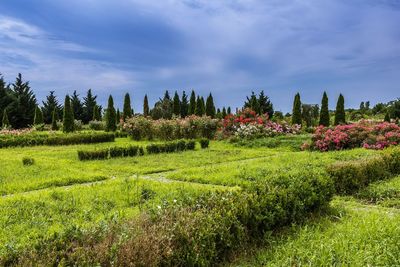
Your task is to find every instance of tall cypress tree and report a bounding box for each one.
[105,95,117,132]
[188,90,196,115]
[195,96,204,116]
[173,91,181,116]
[33,106,44,125]
[222,107,227,118]
[63,95,74,133]
[334,94,346,125]
[123,93,132,120]
[205,93,216,118]
[92,105,101,121]
[51,108,59,131]
[143,94,149,116]
[42,91,62,124]
[227,107,231,115]
[116,109,121,123]
[71,90,83,122]
[82,89,97,124]
[292,93,302,125]
[319,91,330,126]
[180,91,189,117]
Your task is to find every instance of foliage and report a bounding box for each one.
[82,89,98,124]
[71,90,84,122]
[105,95,117,132]
[199,138,210,149]
[244,90,274,117]
[172,91,181,116]
[292,93,302,125]
[89,120,105,130]
[33,106,44,125]
[78,145,141,161]
[123,93,132,120]
[51,109,59,131]
[319,92,330,126]
[22,157,35,166]
[143,94,149,117]
[188,90,196,115]
[62,95,75,133]
[146,140,196,154]
[334,94,346,125]
[42,91,62,124]
[180,91,189,117]
[205,93,216,118]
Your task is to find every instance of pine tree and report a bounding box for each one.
[205,93,216,118]
[8,73,37,128]
[93,105,101,121]
[63,95,75,133]
[180,91,189,117]
[188,90,196,115]
[334,94,346,125]
[173,91,181,116]
[195,96,204,116]
[0,76,13,127]
[71,90,83,122]
[123,93,132,120]
[384,112,391,122]
[82,89,97,124]
[227,107,231,115]
[244,91,260,113]
[222,107,227,118]
[319,91,330,126]
[292,93,302,125]
[258,91,274,118]
[33,106,43,125]
[105,95,116,132]
[143,94,149,116]
[51,109,59,131]
[42,91,62,124]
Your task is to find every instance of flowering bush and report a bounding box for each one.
[0,128,34,136]
[222,108,301,139]
[309,121,400,151]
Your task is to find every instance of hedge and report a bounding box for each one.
[327,148,400,194]
[199,138,210,149]
[146,140,196,154]
[0,132,115,148]
[78,145,143,161]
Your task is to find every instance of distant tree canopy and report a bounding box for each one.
[42,91,62,124]
[243,90,274,118]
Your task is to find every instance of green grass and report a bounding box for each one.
[357,175,400,208]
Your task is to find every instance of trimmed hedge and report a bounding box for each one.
[146,140,196,155]
[0,132,115,148]
[78,145,142,161]
[22,157,35,166]
[327,149,400,194]
[199,138,210,149]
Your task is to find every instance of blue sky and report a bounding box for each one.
[0,0,399,112]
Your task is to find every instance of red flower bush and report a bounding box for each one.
[310,121,400,151]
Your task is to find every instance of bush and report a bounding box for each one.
[22,157,35,166]
[89,120,105,131]
[78,145,141,161]
[186,140,196,150]
[199,138,210,149]
[146,140,196,155]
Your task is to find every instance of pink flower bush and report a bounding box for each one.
[0,128,34,136]
[310,121,400,151]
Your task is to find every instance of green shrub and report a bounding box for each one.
[186,140,196,150]
[88,120,105,130]
[146,140,196,155]
[22,157,35,166]
[199,138,210,149]
[77,145,141,161]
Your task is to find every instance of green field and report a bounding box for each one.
[0,136,399,265]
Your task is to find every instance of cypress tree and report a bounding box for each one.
[180,91,189,117]
[222,107,227,118]
[105,95,117,132]
[205,93,216,118]
[2,109,10,128]
[334,94,346,125]
[42,91,62,124]
[51,108,59,131]
[291,93,302,125]
[71,90,84,122]
[319,91,330,126]
[201,97,206,115]
[216,108,222,119]
[227,107,231,115]
[33,106,43,125]
[384,112,390,122]
[123,93,132,120]
[195,96,204,116]
[93,105,101,121]
[188,90,196,115]
[173,91,181,116]
[143,94,149,116]
[63,95,75,133]
[116,109,121,123]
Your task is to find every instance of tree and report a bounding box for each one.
[2,109,10,128]
[292,93,302,125]
[195,96,204,116]
[334,94,346,125]
[8,73,37,128]
[227,107,231,115]
[42,91,62,124]
[0,75,13,127]
[93,105,101,121]
[173,91,181,116]
[365,101,370,110]
[143,94,149,116]
[244,91,260,113]
[63,95,74,133]
[390,99,400,120]
[150,91,173,119]
[301,104,313,128]
[384,112,391,122]
[51,108,59,131]
[71,90,83,121]
[319,91,330,126]
[188,90,196,115]
[180,91,188,117]
[82,89,97,124]
[222,107,227,118]
[105,95,117,132]
[33,106,44,125]
[359,101,365,112]
[123,93,132,120]
[116,109,121,123]
[258,90,274,118]
[205,93,216,118]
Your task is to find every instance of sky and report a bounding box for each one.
[0,0,399,112]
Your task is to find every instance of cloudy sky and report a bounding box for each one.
[0,0,399,112]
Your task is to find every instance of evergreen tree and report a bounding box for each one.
[244,91,259,113]
[195,96,204,116]
[0,76,12,127]
[93,105,101,121]
[82,89,97,124]
[227,107,231,115]
[62,95,74,133]
[334,94,346,125]
[2,109,10,128]
[205,93,216,118]
[319,91,330,126]
[180,91,189,117]
[143,94,149,116]
[33,106,44,125]
[188,90,196,115]
[123,93,132,120]
[116,109,121,123]
[216,108,222,119]
[258,91,274,118]
[365,101,370,110]
[164,90,171,100]
[105,95,117,132]
[301,104,312,128]
[359,101,365,112]
[384,112,391,122]
[42,91,62,124]
[51,109,59,131]
[292,93,302,125]
[8,73,37,128]
[222,107,227,118]
[71,90,83,121]
[390,99,400,120]
[172,91,181,116]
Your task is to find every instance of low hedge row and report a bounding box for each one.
[0,132,115,148]
[146,140,196,154]
[327,149,400,194]
[78,145,144,161]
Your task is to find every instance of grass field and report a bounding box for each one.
[0,135,399,265]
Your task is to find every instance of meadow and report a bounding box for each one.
[0,133,399,266]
